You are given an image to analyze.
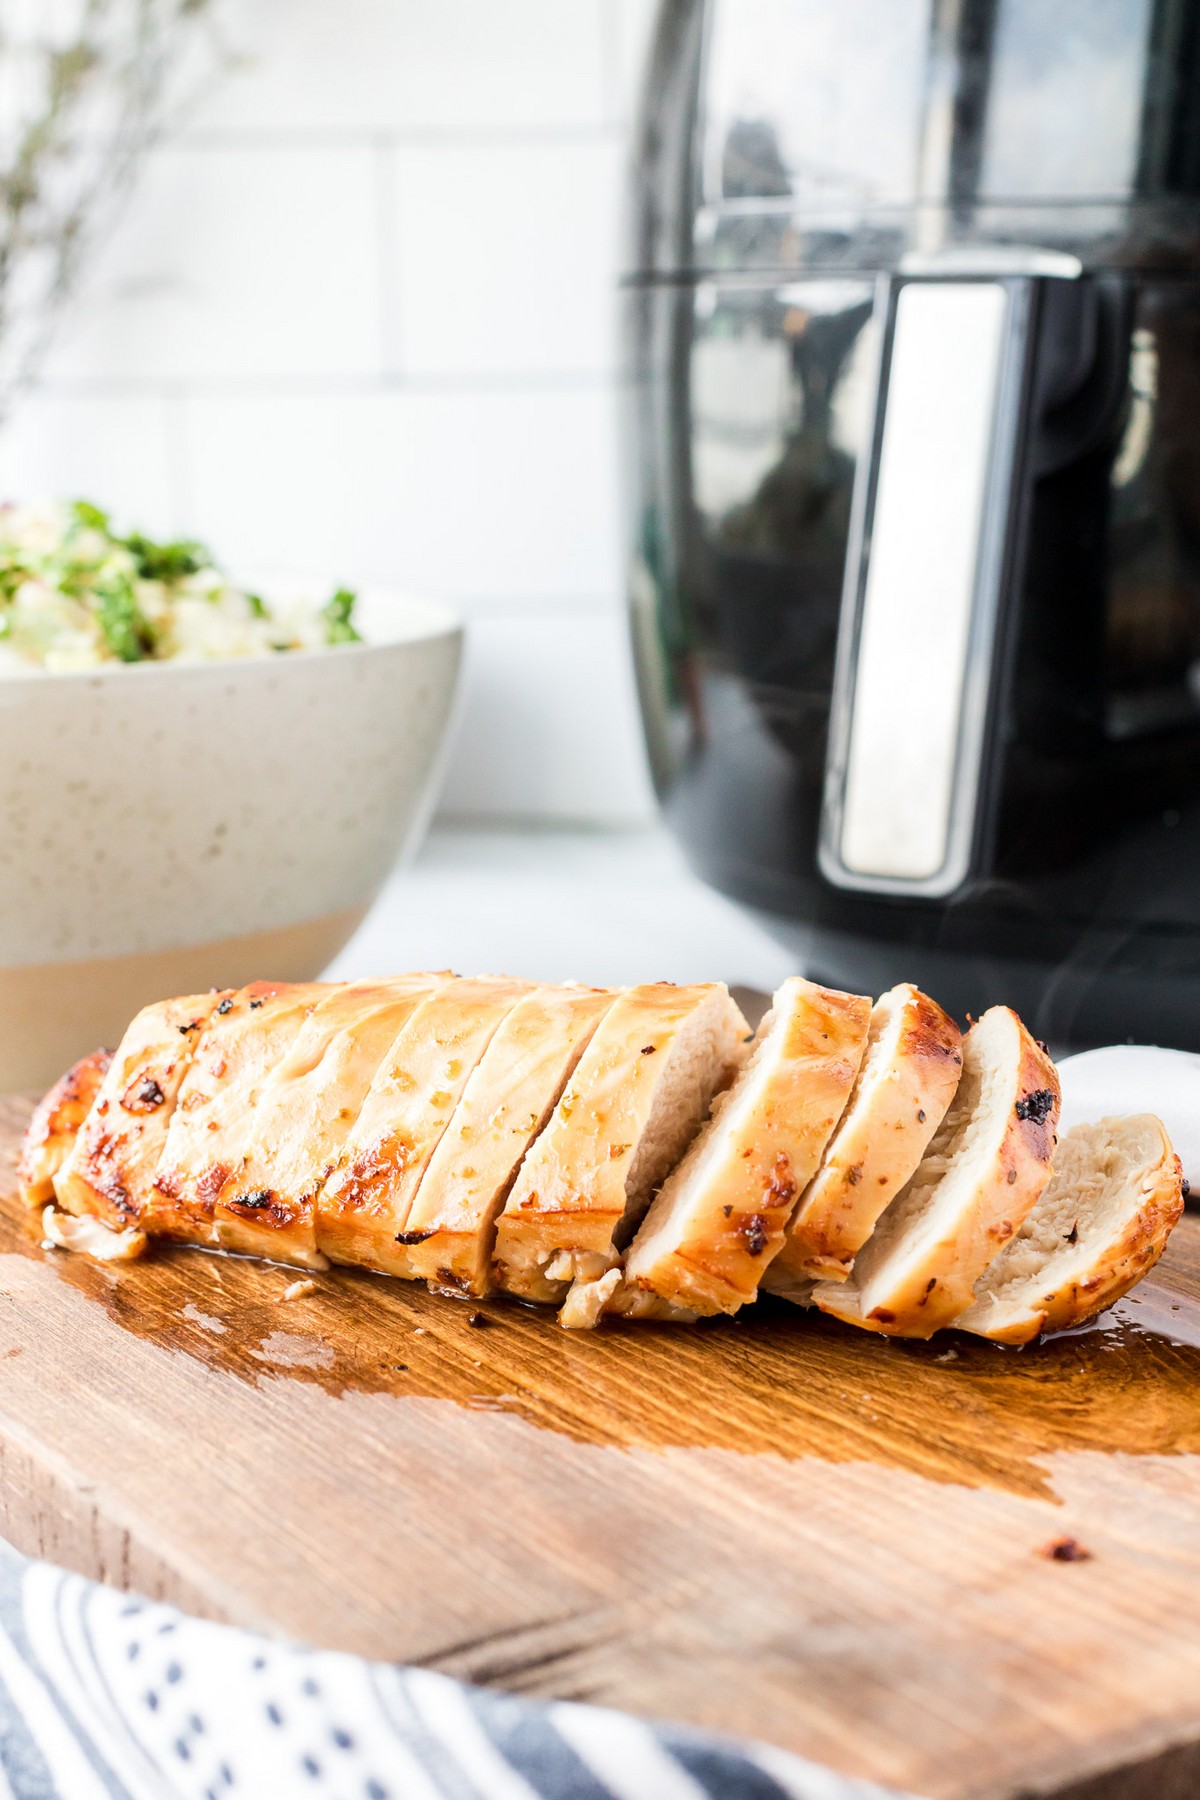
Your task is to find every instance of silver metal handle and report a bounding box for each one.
[819,276,1033,898]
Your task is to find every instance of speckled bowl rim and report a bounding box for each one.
[0,590,462,690]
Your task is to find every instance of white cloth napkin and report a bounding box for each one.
[1057,1045,1200,1186]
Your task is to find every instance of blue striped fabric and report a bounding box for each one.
[0,1541,920,1800]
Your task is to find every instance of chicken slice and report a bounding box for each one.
[492,983,749,1305]
[317,975,534,1275]
[224,973,454,1252]
[18,1048,112,1207]
[147,980,336,1261]
[53,992,231,1228]
[42,1205,147,1263]
[153,976,452,1268]
[396,984,618,1295]
[956,1115,1184,1344]
[814,1006,1060,1338]
[767,984,962,1288]
[605,977,871,1323]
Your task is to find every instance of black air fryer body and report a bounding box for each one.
[626,0,1200,1048]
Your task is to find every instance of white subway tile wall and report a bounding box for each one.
[42,146,384,384]
[390,140,624,379]
[0,0,662,821]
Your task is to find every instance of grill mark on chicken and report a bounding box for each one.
[766,1156,796,1207]
[741,1214,768,1256]
[315,977,534,1275]
[233,1189,272,1209]
[74,1130,136,1220]
[147,980,340,1253]
[156,977,453,1269]
[194,1163,233,1211]
[54,991,232,1230]
[225,1189,296,1230]
[123,1076,166,1113]
[328,1133,415,1215]
[16,1047,113,1206]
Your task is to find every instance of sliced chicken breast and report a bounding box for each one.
[398,984,617,1296]
[317,975,533,1275]
[53,991,231,1228]
[493,982,749,1305]
[156,976,451,1267]
[17,1048,112,1207]
[815,1007,1060,1338]
[957,1114,1184,1344]
[768,984,962,1288]
[147,981,335,1258]
[607,978,871,1321]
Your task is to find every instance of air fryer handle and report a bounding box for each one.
[819,275,1037,899]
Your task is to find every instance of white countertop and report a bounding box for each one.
[324,822,797,998]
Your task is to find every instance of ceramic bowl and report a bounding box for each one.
[0,590,462,1089]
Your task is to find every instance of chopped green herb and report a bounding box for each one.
[321,586,361,645]
[71,499,110,534]
[95,575,154,663]
[0,499,362,669]
[122,532,209,583]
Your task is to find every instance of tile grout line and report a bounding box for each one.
[441,596,623,619]
[171,124,623,152]
[22,372,624,400]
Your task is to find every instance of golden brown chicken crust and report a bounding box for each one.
[816,1010,1060,1338]
[399,984,616,1296]
[32,974,1186,1355]
[772,985,962,1286]
[492,983,749,1304]
[199,977,450,1267]
[961,1121,1184,1344]
[53,991,230,1228]
[17,1048,112,1206]
[619,978,871,1318]
[1028,1159,1182,1337]
[147,981,335,1257]
[316,976,533,1275]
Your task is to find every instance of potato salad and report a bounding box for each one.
[0,500,361,673]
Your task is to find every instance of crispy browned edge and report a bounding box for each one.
[982,1140,1186,1345]
[17,1049,113,1206]
[622,982,872,1317]
[818,1013,1062,1339]
[780,986,963,1283]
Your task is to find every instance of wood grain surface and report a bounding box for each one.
[1,1094,1200,1800]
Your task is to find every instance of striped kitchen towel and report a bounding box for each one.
[0,1540,915,1800]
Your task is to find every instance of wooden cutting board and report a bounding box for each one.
[2,1097,1200,1800]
